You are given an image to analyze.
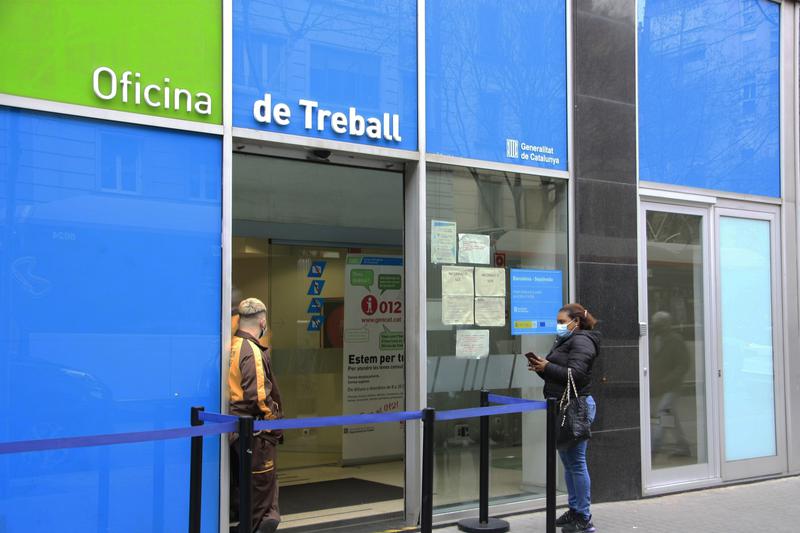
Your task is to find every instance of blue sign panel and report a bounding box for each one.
[426,0,567,170]
[307,298,323,314]
[308,279,326,295]
[0,107,221,532]
[510,269,563,335]
[233,0,418,151]
[307,260,327,278]
[307,315,325,331]
[638,0,780,197]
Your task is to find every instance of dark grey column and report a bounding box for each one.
[572,0,641,502]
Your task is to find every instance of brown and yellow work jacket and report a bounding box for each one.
[228,330,282,422]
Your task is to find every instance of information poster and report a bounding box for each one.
[475,297,505,327]
[431,220,458,264]
[442,296,475,325]
[343,255,405,463]
[458,233,491,264]
[456,329,490,358]
[509,269,563,335]
[442,265,474,296]
[442,265,474,325]
[475,267,506,297]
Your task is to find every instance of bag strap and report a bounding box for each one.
[567,367,579,400]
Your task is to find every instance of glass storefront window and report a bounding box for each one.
[425,164,568,511]
[645,211,709,470]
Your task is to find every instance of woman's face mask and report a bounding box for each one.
[556,318,577,338]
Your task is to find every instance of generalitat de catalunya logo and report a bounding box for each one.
[506,138,519,159]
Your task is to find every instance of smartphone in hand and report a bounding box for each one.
[524,352,541,363]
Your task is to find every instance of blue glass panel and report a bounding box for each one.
[720,217,776,461]
[638,0,780,197]
[233,0,417,150]
[426,0,568,170]
[0,107,221,532]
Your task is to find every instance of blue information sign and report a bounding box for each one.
[307,261,327,278]
[307,298,323,314]
[307,279,325,296]
[510,269,563,335]
[307,315,325,331]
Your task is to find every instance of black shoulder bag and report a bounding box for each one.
[557,368,592,450]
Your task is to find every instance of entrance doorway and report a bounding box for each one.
[639,199,787,492]
[231,152,406,530]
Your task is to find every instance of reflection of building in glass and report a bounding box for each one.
[639,0,780,196]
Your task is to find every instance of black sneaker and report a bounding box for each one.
[562,515,596,532]
[556,509,576,526]
[257,518,279,533]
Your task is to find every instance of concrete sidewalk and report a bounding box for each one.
[435,476,799,533]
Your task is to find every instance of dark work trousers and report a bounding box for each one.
[230,432,280,533]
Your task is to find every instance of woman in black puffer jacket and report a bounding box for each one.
[527,303,600,533]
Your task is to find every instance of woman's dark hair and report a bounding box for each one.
[559,303,598,330]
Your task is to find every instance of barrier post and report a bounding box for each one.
[188,406,204,533]
[420,407,435,533]
[457,391,509,533]
[546,398,557,533]
[238,416,254,533]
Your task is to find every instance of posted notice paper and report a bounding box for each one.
[442,265,474,296]
[475,267,506,297]
[431,220,457,264]
[458,233,491,264]
[475,297,506,327]
[442,295,474,325]
[456,329,490,358]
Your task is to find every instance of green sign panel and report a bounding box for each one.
[0,1,222,124]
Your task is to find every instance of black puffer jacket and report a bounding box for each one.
[538,330,601,399]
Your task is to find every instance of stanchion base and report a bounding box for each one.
[457,517,510,533]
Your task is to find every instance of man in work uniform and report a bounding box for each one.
[229,298,283,533]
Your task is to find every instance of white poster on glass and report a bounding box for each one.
[458,233,491,264]
[475,297,506,327]
[475,267,506,297]
[456,329,490,358]
[431,220,458,264]
[442,295,475,325]
[442,265,474,296]
[342,255,405,463]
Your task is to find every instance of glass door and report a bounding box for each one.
[715,207,786,480]
[640,202,716,488]
[232,153,407,530]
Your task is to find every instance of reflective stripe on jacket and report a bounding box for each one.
[228,331,282,420]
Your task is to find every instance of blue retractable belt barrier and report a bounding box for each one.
[198,411,238,424]
[0,397,545,456]
[436,401,546,421]
[488,393,547,407]
[0,421,237,455]
[253,410,422,431]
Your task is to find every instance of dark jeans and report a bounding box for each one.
[557,395,596,520]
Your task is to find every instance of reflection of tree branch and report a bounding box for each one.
[641,0,780,185]
[469,168,500,228]
[503,172,524,227]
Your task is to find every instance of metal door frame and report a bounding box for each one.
[639,198,721,494]
[714,202,788,481]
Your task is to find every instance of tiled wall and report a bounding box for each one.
[572,0,641,502]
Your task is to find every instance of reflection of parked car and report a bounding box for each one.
[2,357,112,474]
